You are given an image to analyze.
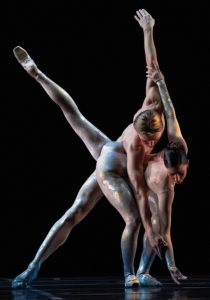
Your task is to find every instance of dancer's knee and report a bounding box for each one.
[151,214,161,233]
[125,214,141,232]
[61,200,90,227]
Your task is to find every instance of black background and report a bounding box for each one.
[2,0,209,279]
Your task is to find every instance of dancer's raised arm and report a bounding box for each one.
[134,9,161,100]
[146,63,188,154]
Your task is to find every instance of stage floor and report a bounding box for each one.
[1,276,210,300]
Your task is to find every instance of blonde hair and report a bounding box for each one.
[133,109,163,134]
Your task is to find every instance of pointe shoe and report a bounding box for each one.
[124,274,140,288]
[13,46,38,76]
[11,263,40,289]
[137,273,162,286]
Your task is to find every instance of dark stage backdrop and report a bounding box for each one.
[2,0,208,279]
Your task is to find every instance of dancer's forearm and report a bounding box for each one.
[143,28,158,67]
[135,9,158,67]
[147,64,187,146]
[156,79,188,152]
[164,234,176,268]
[156,80,175,119]
[138,195,153,233]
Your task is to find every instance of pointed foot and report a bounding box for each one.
[137,273,162,286]
[125,275,140,288]
[13,46,38,77]
[11,263,40,289]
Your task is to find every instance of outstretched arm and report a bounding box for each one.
[157,190,187,284]
[126,140,166,258]
[146,64,188,153]
[134,9,160,97]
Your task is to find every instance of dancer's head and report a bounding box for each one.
[163,144,189,184]
[133,109,163,148]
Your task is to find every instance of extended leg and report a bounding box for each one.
[13,46,110,160]
[12,172,103,288]
[158,191,187,285]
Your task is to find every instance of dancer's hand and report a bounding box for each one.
[169,266,188,285]
[146,63,164,83]
[134,9,155,31]
[147,230,167,259]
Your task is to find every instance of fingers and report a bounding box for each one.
[153,247,159,258]
[180,274,188,280]
[134,9,147,21]
[153,62,160,72]
[146,65,163,82]
[154,236,168,260]
[170,268,181,285]
[136,10,143,19]
[145,69,154,79]
[146,65,156,73]
[161,238,168,247]
[146,72,152,79]
[154,245,163,260]
[146,67,152,76]
[142,9,149,15]
[170,270,181,285]
[174,269,188,280]
[147,63,159,71]
[134,8,153,25]
[146,63,160,71]
[169,267,188,284]
[138,9,149,17]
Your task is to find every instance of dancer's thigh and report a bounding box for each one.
[96,142,139,222]
[62,171,103,223]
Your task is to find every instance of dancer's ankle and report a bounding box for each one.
[28,260,40,270]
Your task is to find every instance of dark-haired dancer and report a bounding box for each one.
[12,9,188,288]
[136,63,188,286]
